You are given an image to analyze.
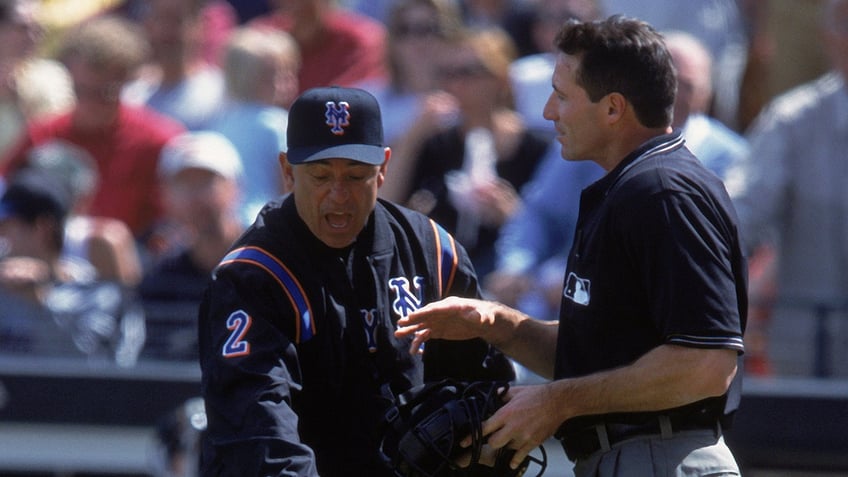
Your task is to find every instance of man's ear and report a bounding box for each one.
[279,152,294,191]
[377,147,391,187]
[605,92,627,124]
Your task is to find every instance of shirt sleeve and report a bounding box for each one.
[198,268,319,476]
[622,188,745,354]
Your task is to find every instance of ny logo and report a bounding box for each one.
[325,101,350,135]
[361,308,379,353]
[389,276,425,319]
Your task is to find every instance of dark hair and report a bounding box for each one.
[0,169,71,252]
[0,0,28,24]
[554,15,676,128]
[0,1,11,23]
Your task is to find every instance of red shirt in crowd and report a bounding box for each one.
[251,8,387,94]
[1,104,185,239]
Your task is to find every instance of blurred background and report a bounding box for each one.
[1,0,847,476]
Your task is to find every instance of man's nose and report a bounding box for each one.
[328,180,350,201]
[542,93,557,121]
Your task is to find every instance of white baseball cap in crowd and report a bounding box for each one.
[158,131,243,181]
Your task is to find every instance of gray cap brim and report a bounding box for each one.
[287,144,385,165]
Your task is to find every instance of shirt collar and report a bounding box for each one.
[587,129,685,197]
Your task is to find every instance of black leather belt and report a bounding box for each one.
[558,413,722,461]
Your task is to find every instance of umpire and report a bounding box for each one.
[198,86,513,476]
[396,15,747,477]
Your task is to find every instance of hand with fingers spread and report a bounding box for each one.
[395,296,507,353]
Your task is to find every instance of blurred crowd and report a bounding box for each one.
[0,0,846,384]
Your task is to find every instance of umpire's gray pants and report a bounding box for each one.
[571,429,739,477]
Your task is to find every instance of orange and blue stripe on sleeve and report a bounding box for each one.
[430,220,458,298]
[218,246,315,343]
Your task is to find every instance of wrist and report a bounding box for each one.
[484,301,518,349]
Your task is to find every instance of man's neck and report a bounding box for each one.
[597,126,672,172]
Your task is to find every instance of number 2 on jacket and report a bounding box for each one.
[223,310,252,357]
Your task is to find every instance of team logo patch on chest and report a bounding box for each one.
[360,308,380,353]
[359,277,425,353]
[389,276,425,318]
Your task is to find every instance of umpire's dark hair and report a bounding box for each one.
[554,14,676,128]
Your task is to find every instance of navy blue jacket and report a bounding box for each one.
[199,195,513,476]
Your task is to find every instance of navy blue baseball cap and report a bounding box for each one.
[286,86,385,165]
[0,169,71,223]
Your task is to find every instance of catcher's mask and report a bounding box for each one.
[378,380,547,477]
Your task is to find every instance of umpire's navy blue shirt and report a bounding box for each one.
[556,131,747,424]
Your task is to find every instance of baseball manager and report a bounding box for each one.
[198,86,514,476]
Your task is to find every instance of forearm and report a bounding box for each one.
[396,297,559,377]
[485,303,559,379]
[547,345,738,423]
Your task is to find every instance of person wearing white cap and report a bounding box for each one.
[139,131,245,360]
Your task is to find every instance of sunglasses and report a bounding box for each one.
[437,63,491,80]
[394,22,442,38]
[74,82,122,102]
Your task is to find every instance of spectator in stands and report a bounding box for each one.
[224,0,271,24]
[725,0,848,378]
[197,1,238,66]
[0,14,185,251]
[121,0,224,130]
[0,169,145,366]
[0,170,76,303]
[138,131,244,360]
[357,0,463,202]
[460,0,538,57]
[406,26,549,278]
[665,30,749,181]
[509,0,601,137]
[209,26,298,226]
[601,0,748,130]
[122,0,227,131]
[0,0,75,159]
[250,0,387,94]
[25,140,144,287]
[114,0,238,67]
[736,0,831,131]
[141,131,243,303]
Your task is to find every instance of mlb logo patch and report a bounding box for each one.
[564,272,591,306]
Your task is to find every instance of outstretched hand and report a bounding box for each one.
[395,296,503,354]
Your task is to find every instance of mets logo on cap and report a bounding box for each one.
[325,101,350,135]
[286,86,386,165]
